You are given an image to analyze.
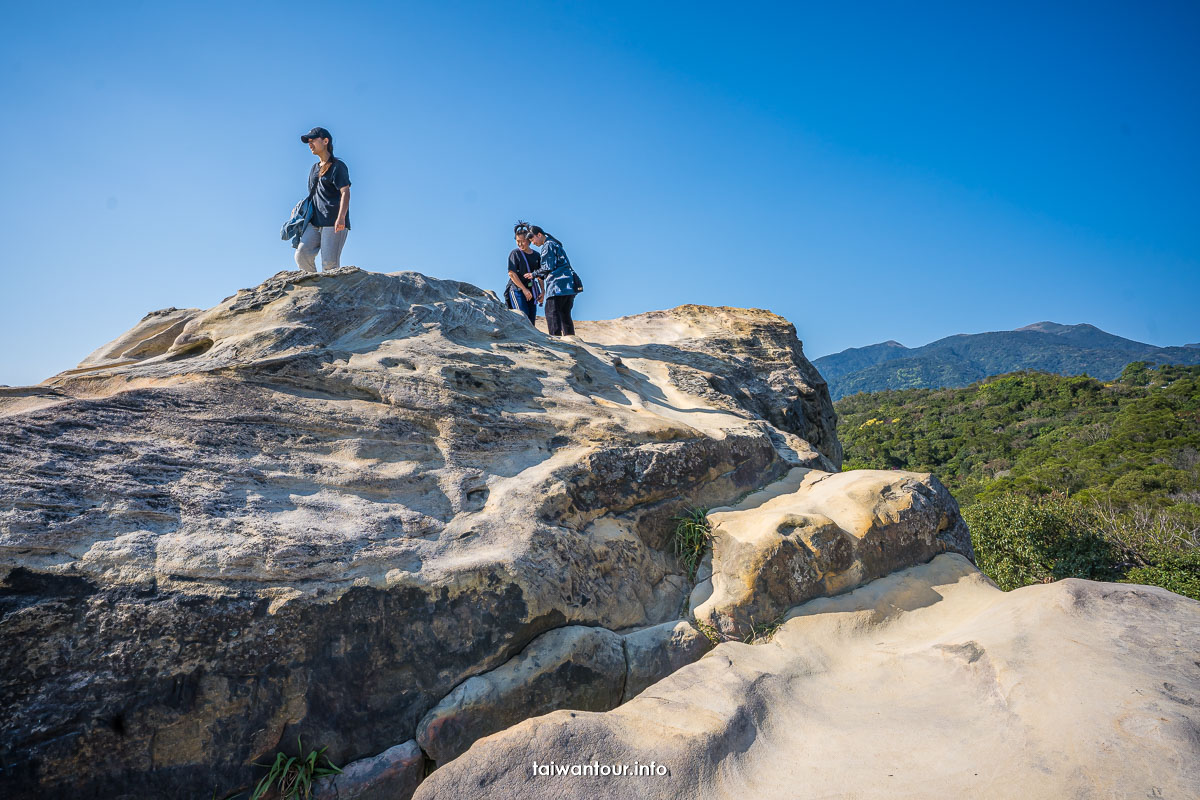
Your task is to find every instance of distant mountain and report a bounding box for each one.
[809,340,907,384]
[814,322,1200,400]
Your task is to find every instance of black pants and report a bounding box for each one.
[545,294,576,336]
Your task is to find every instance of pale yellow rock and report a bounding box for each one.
[694,467,971,638]
[75,306,201,370]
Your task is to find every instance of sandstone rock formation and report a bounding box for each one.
[415,554,1200,800]
[413,619,717,767]
[417,625,627,765]
[1,268,880,798]
[692,466,972,639]
[620,620,712,704]
[4,267,1181,800]
[313,739,424,800]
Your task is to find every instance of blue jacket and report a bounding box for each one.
[532,239,582,297]
[281,196,314,249]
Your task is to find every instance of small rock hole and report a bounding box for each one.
[166,338,214,361]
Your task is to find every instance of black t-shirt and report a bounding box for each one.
[307,158,351,229]
[507,248,540,288]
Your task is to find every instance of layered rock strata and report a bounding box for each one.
[414,621,713,765]
[1,268,876,797]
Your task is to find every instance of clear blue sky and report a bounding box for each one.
[4,0,1198,386]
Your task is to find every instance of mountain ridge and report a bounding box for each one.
[814,321,1200,399]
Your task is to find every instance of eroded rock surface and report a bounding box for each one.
[415,555,1200,800]
[413,619,718,767]
[313,739,424,800]
[417,625,626,765]
[693,467,972,638]
[621,620,713,703]
[0,268,842,797]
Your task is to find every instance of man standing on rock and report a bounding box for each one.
[296,126,351,272]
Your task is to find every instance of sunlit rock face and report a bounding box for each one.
[692,466,972,639]
[1,267,860,797]
[416,555,1200,800]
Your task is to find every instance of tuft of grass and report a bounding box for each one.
[673,507,712,581]
[692,617,723,646]
[742,614,786,644]
[250,737,342,800]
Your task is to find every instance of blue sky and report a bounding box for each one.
[3,0,1198,386]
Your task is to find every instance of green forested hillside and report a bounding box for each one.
[835,363,1200,598]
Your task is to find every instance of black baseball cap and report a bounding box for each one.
[300,127,332,143]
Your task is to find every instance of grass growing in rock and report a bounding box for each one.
[249,737,342,800]
[690,615,786,645]
[742,614,787,644]
[673,507,712,581]
[692,617,723,645]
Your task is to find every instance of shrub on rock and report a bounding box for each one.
[964,493,1117,590]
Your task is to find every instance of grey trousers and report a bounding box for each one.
[295,225,349,272]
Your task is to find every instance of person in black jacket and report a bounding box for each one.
[296,126,351,272]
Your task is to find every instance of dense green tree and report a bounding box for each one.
[963,494,1117,590]
[836,363,1200,599]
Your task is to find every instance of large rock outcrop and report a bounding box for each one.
[1,268,876,797]
[416,554,1200,800]
[6,266,1181,800]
